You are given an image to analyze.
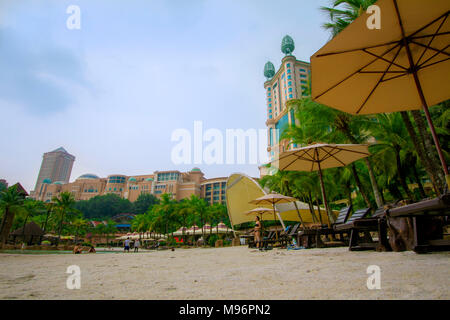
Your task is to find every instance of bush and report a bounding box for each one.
[41,240,51,245]
[81,242,92,247]
[208,234,219,247]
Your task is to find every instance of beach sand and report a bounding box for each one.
[0,246,449,300]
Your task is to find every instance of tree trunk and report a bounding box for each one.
[400,111,442,194]
[57,212,66,245]
[350,163,372,208]
[340,124,383,207]
[395,149,414,201]
[0,208,14,246]
[411,160,426,199]
[21,214,30,244]
[410,110,445,193]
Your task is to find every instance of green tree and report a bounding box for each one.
[0,185,26,246]
[52,192,79,244]
[133,193,159,215]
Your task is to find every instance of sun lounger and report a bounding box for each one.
[386,194,450,253]
[298,206,352,248]
[335,207,390,251]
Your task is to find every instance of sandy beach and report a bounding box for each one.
[0,246,449,300]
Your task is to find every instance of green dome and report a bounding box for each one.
[281,35,295,55]
[53,181,64,185]
[145,178,154,181]
[264,61,275,79]
[128,177,137,182]
[191,167,201,172]
[42,178,52,184]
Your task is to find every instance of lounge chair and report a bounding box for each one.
[386,194,450,253]
[298,206,352,248]
[335,207,390,251]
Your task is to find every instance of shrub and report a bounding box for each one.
[208,234,219,247]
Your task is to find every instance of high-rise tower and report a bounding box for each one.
[263,35,311,166]
[33,147,75,193]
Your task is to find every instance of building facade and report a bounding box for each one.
[32,167,228,205]
[32,147,75,196]
[263,36,311,169]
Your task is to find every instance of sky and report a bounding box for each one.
[0,0,332,192]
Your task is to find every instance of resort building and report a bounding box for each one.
[262,35,311,173]
[32,167,228,205]
[32,147,75,197]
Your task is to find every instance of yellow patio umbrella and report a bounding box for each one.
[272,143,371,226]
[249,192,298,233]
[311,0,450,185]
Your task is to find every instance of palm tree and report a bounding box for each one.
[188,195,209,245]
[284,98,382,207]
[320,0,377,37]
[0,185,26,246]
[52,192,78,244]
[369,113,415,201]
[319,0,446,194]
[72,217,89,242]
[20,200,44,243]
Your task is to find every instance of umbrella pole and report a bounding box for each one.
[394,0,449,189]
[317,165,332,228]
[293,201,305,230]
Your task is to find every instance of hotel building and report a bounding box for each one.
[263,35,311,167]
[32,167,228,205]
[32,147,75,197]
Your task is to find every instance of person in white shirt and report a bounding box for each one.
[134,239,140,252]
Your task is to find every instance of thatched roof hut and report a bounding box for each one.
[11,222,44,237]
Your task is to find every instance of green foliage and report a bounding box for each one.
[132,193,159,214]
[208,234,219,247]
[74,193,134,220]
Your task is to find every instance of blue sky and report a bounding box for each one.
[0,0,332,191]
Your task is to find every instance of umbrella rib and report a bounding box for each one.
[315,40,400,58]
[412,31,450,40]
[361,48,408,71]
[420,56,450,70]
[380,72,408,83]
[321,147,347,166]
[334,147,370,156]
[356,44,404,114]
[410,41,450,58]
[359,71,406,74]
[417,44,450,68]
[314,42,401,100]
[407,10,449,39]
[415,13,448,66]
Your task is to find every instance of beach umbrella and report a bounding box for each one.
[272,143,370,226]
[172,226,188,237]
[245,207,277,230]
[310,0,450,186]
[249,193,298,233]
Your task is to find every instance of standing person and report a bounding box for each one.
[124,237,130,252]
[254,216,262,249]
[134,239,140,253]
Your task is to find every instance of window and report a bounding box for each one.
[268,93,271,97]
[269,115,272,119]
[268,87,271,91]
[281,74,285,79]
[289,88,293,92]
[301,80,307,84]
[287,69,291,74]
[287,75,291,80]
[300,68,306,72]
[269,109,272,113]
[300,74,307,78]
[269,103,272,108]
[286,63,291,67]
[288,81,292,86]
[289,94,293,98]
[268,98,272,102]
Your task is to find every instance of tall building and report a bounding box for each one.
[263,35,311,167]
[33,147,75,195]
[32,167,228,205]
